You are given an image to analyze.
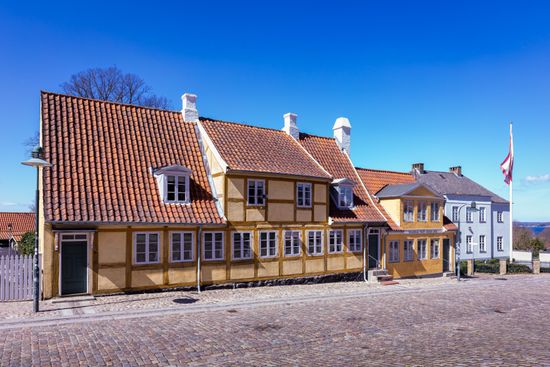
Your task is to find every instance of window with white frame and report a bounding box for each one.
[204,232,224,260]
[338,186,354,209]
[348,229,362,252]
[284,231,301,256]
[247,179,265,206]
[497,211,503,223]
[417,202,427,222]
[166,175,189,203]
[466,235,473,253]
[232,232,253,260]
[329,230,343,253]
[404,201,414,222]
[430,202,440,221]
[404,240,414,261]
[452,206,459,222]
[297,183,312,208]
[497,236,503,251]
[430,239,440,259]
[417,239,427,260]
[307,230,323,255]
[170,232,194,262]
[389,240,400,262]
[466,207,473,223]
[479,207,486,223]
[479,235,486,253]
[134,232,160,264]
[259,231,277,258]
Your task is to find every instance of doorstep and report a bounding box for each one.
[50,295,96,303]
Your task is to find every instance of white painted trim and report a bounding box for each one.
[133,232,161,265]
[416,238,428,260]
[306,229,324,256]
[403,239,414,261]
[430,238,440,259]
[283,230,302,257]
[296,182,313,208]
[196,121,229,173]
[328,229,344,253]
[202,231,225,261]
[169,231,195,263]
[388,240,400,263]
[258,230,278,258]
[247,179,266,206]
[347,228,362,253]
[231,231,254,260]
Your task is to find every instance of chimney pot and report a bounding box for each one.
[182,93,198,123]
[412,162,425,174]
[282,112,299,140]
[333,117,351,154]
[450,166,462,176]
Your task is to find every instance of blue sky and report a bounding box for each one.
[1,1,549,221]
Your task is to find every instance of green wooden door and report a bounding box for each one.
[443,239,450,272]
[368,234,379,269]
[61,242,88,295]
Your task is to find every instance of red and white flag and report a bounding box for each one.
[500,123,514,185]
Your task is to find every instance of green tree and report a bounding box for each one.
[513,226,533,250]
[18,231,35,256]
[530,237,546,258]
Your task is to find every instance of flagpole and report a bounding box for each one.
[509,122,514,261]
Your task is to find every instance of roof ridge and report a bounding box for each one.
[200,117,287,133]
[356,167,412,175]
[299,132,336,141]
[40,90,182,115]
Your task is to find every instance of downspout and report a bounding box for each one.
[197,225,202,293]
[363,225,368,282]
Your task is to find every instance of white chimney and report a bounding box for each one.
[282,112,299,140]
[182,93,199,123]
[333,117,351,154]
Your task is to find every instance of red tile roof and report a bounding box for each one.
[0,212,35,240]
[200,119,331,180]
[298,134,386,224]
[356,168,415,195]
[41,92,224,225]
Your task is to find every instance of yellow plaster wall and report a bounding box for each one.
[246,208,265,222]
[268,180,294,200]
[131,269,163,288]
[201,264,227,282]
[41,225,55,299]
[169,267,197,284]
[282,259,302,275]
[98,232,126,264]
[296,209,312,222]
[227,201,245,222]
[227,177,245,199]
[327,257,345,271]
[98,267,126,290]
[313,205,327,222]
[268,203,294,222]
[230,263,255,279]
[379,199,401,227]
[346,255,362,270]
[305,258,325,273]
[314,184,327,203]
[257,261,279,278]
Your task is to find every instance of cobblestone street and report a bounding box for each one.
[1,275,550,366]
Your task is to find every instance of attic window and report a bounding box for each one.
[332,178,355,209]
[153,165,192,204]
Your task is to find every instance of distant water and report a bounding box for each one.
[533,226,546,236]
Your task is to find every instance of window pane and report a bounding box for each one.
[257,181,265,205]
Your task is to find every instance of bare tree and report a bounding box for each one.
[61,66,170,109]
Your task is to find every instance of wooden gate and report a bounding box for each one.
[0,255,34,301]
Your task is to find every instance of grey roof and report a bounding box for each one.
[414,170,508,203]
[376,183,423,198]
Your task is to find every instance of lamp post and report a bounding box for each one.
[22,146,51,313]
[7,223,13,256]
[455,201,477,281]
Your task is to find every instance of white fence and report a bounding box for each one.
[0,255,34,301]
[540,252,550,267]
[512,250,532,263]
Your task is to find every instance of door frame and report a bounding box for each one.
[58,232,93,296]
[367,228,381,269]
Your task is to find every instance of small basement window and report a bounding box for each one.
[153,165,192,204]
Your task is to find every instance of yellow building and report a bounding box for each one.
[38,92,390,298]
[357,168,457,278]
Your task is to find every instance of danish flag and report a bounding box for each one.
[500,123,514,185]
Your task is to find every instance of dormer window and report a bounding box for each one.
[153,165,192,204]
[332,178,355,209]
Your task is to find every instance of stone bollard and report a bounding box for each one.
[499,259,507,275]
[467,259,474,276]
[533,259,541,274]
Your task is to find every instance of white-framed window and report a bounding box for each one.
[170,231,194,262]
[404,240,414,261]
[338,186,354,209]
[430,239,440,259]
[134,232,160,264]
[247,179,265,206]
[329,229,343,253]
[430,202,440,222]
[404,201,414,222]
[452,206,459,222]
[203,232,224,261]
[307,230,323,255]
[497,236,503,251]
[466,235,473,253]
[417,202,427,222]
[466,207,473,223]
[417,239,427,260]
[479,235,486,253]
[348,229,362,252]
[259,231,277,258]
[166,175,190,203]
[284,231,301,256]
[232,232,253,260]
[497,211,503,223]
[389,240,400,262]
[297,183,312,208]
[479,207,486,223]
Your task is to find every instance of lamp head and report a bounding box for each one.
[21,146,51,168]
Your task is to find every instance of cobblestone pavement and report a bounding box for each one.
[1,275,550,366]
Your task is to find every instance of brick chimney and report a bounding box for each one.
[333,117,351,154]
[182,93,199,123]
[450,166,462,176]
[282,113,299,140]
[412,162,425,174]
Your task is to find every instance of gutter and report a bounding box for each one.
[197,225,202,293]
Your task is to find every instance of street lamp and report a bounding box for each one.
[7,223,13,256]
[455,201,477,281]
[22,146,51,313]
